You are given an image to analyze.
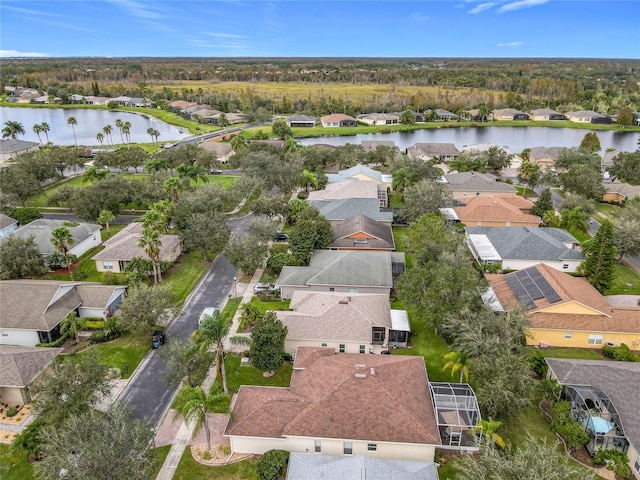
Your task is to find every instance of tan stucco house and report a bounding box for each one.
[453,195,541,227]
[320,114,357,128]
[92,222,181,273]
[0,346,62,404]
[224,347,441,461]
[442,172,517,199]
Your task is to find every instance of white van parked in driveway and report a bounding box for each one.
[198,307,218,327]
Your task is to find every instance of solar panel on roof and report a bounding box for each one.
[505,274,537,309]
[523,267,563,304]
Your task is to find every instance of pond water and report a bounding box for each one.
[0,107,191,146]
[298,126,640,154]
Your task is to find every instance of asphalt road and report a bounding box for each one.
[118,214,253,426]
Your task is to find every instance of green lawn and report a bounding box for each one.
[164,251,212,305]
[220,297,242,324]
[66,333,150,378]
[605,263,640,295]
[174,447,258,480]
[526,347,602,361]
[224,354,292,393]
[392,226,413,269]
[245,297,291,316]
[595,202,624,221]
[514,186,537,198]
[0,444,34,480]
[152,445,172,478]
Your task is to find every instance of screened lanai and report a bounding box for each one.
[429,382,481,450]
[563,385,629,455]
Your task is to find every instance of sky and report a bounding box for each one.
[1,0,639,59]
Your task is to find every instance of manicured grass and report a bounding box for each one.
[392,226,412,269]
[595,202,624,220]
[174,447,258,480]
[117,106,220,135]
[390,301,452,382]
[606,263,640,295]
[164,251,212,305]
[526,347,603,361]
[220,297,242,324]
[514,186,537,198]
[152,445,172,478]
[245,297,291,315]
[566,226,590,243]
[0,444,34,480]
[388,192,403,208]
[68,333,150,378]
[224,354,292,393]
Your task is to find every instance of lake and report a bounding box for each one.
[0,107,191,146]
[298,126,640,154]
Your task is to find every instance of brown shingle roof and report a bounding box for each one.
[321,114,356,122]
[454,195,540,225]
[226,348,440,446]
[329,214,395,250]
[92,223,180,262]
[486,264,640,334]
[0,345,61,387]
[308,181,379,201]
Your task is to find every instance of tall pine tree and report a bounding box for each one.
[580,220,617,293]
[531,188,555,218]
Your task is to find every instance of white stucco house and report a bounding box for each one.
[224,347,441,461]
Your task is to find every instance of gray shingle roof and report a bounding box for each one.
[529,146,564,161]
[0,138,40,153]
[443,172,517,193]
[329,214,395,250]
[0,214,18,230]
[408,143,460,157]
[286,453,439,480]
[92,222,181,262]
[277,250,403,289]
[465,226,584,261]
[546,359,640,453]
[361,140,398,152]
[4,219,101,255]
[327,165,387,183]
[0,345,62,387]
[286,114,316,122]
[309,198,393,223]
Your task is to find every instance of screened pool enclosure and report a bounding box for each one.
[429,382,482,450]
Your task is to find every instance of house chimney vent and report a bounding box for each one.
[354,373,367,379]
[355,364,366,368]
[370,368,376,376]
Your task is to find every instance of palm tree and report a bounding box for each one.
[518,160,540,195]
[83,165,108,184]
[103,124,113,145]
[41,122,51,144]
[2,120,26,139]
[173,386,228,451]
[474,418,506,448]
[301,169,318,192]
[50,226,75,279]
[122,121,132,144]
[137,226,162,284]
[442,350,470,383]
[146,127,160,144]
[189,311,250,393]
[542,210,560,227]
[392,166,417,194]
[283,136,299,153]
[98,210,116,235]
[144,157,170,174]
[229,135,247,152]
[561,206,589,233]
[164,176,184,203]
[115,119,124,144]
[478,103,492,123]
[96,132,105,146]
[218,113,228,128]
[60,311,86,344]
[177,164,208,184]
[67,116,78,146]
[33,123,43,144]
[471,156,488,173]
[449,157,471,173]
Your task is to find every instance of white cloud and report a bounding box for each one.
[497,41,524,47]
[0,49,51,58]
[498,0,548,12]
[108,0,163,20]
[411,12,430,21]
[468,2,499,14]
[203,32,248,39]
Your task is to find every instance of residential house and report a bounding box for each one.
[83,96,110,105]
[276,250,405,299]
[320,114,357,128]
[224,347,441,461]
[407,143,460,162]
[0,138,40,163]
[361,140,399,154]
[528,146,564,170]
[329,214,395,251]
[309,179,386,208]
[250,139,285,151]
[0,214,18,237]
[286,453,439,480]
[492,108,529,121]
[468,109,493,122]
[189,108,220,123]
[566,110,612,124]
[276,291,410,354]
[432,109,458,121]
[357,113,399,125]
[603,182,640,204]
[126,97,151,107]
[214,112,245,125]
[0,345,62,404]
[286,115,316,128]
[111,96,132,106]
[168,100,198,112]
[442,172,517,199]
[199,141,234,164]
[326,165,391,206]
[484,263,640,349]
[7,88,41,103]
[309,198,394,224]
[453,195,541,227]
[3,219,102,258]
[0,280,126,346]
[602,149,620,178]
[461,144,523,172]
[546,359,640,479]
[529,108,566,121]
[92,222,181,273]
[465,226,583,272]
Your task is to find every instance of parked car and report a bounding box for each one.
[210,168,223,174]
[272,232,289,242]
[152,330,166,349]
[198,307,219,327]
[254,283,276,294]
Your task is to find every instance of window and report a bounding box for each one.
[588,334,603,345]
[367,443,377,452]
[329,287,335,292]
[314,440,321,453]
[103,261,114,270]
[343,442,353,455]
[359,345,366,354]
[321,343,327,348]
[339,344,346,353]
[634,459,640,474]
[564,333,573,340]
[349,288,358,293]
[563,264,569,270]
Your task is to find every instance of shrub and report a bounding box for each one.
[103,316,124,340]
[36,334,69,348]
[602,343,638,362]
[593,449,631,479]
[6,406,18,417]
[102,272,127,285]
[529,351,548,376]
[540,377,562,403]
[256,449,289,480]
[266,252,292,275]
[11,418,46,460]
[9,207,42,225]
[550,401,590,450]
[89,331,109,344]
[84,319,105,330]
